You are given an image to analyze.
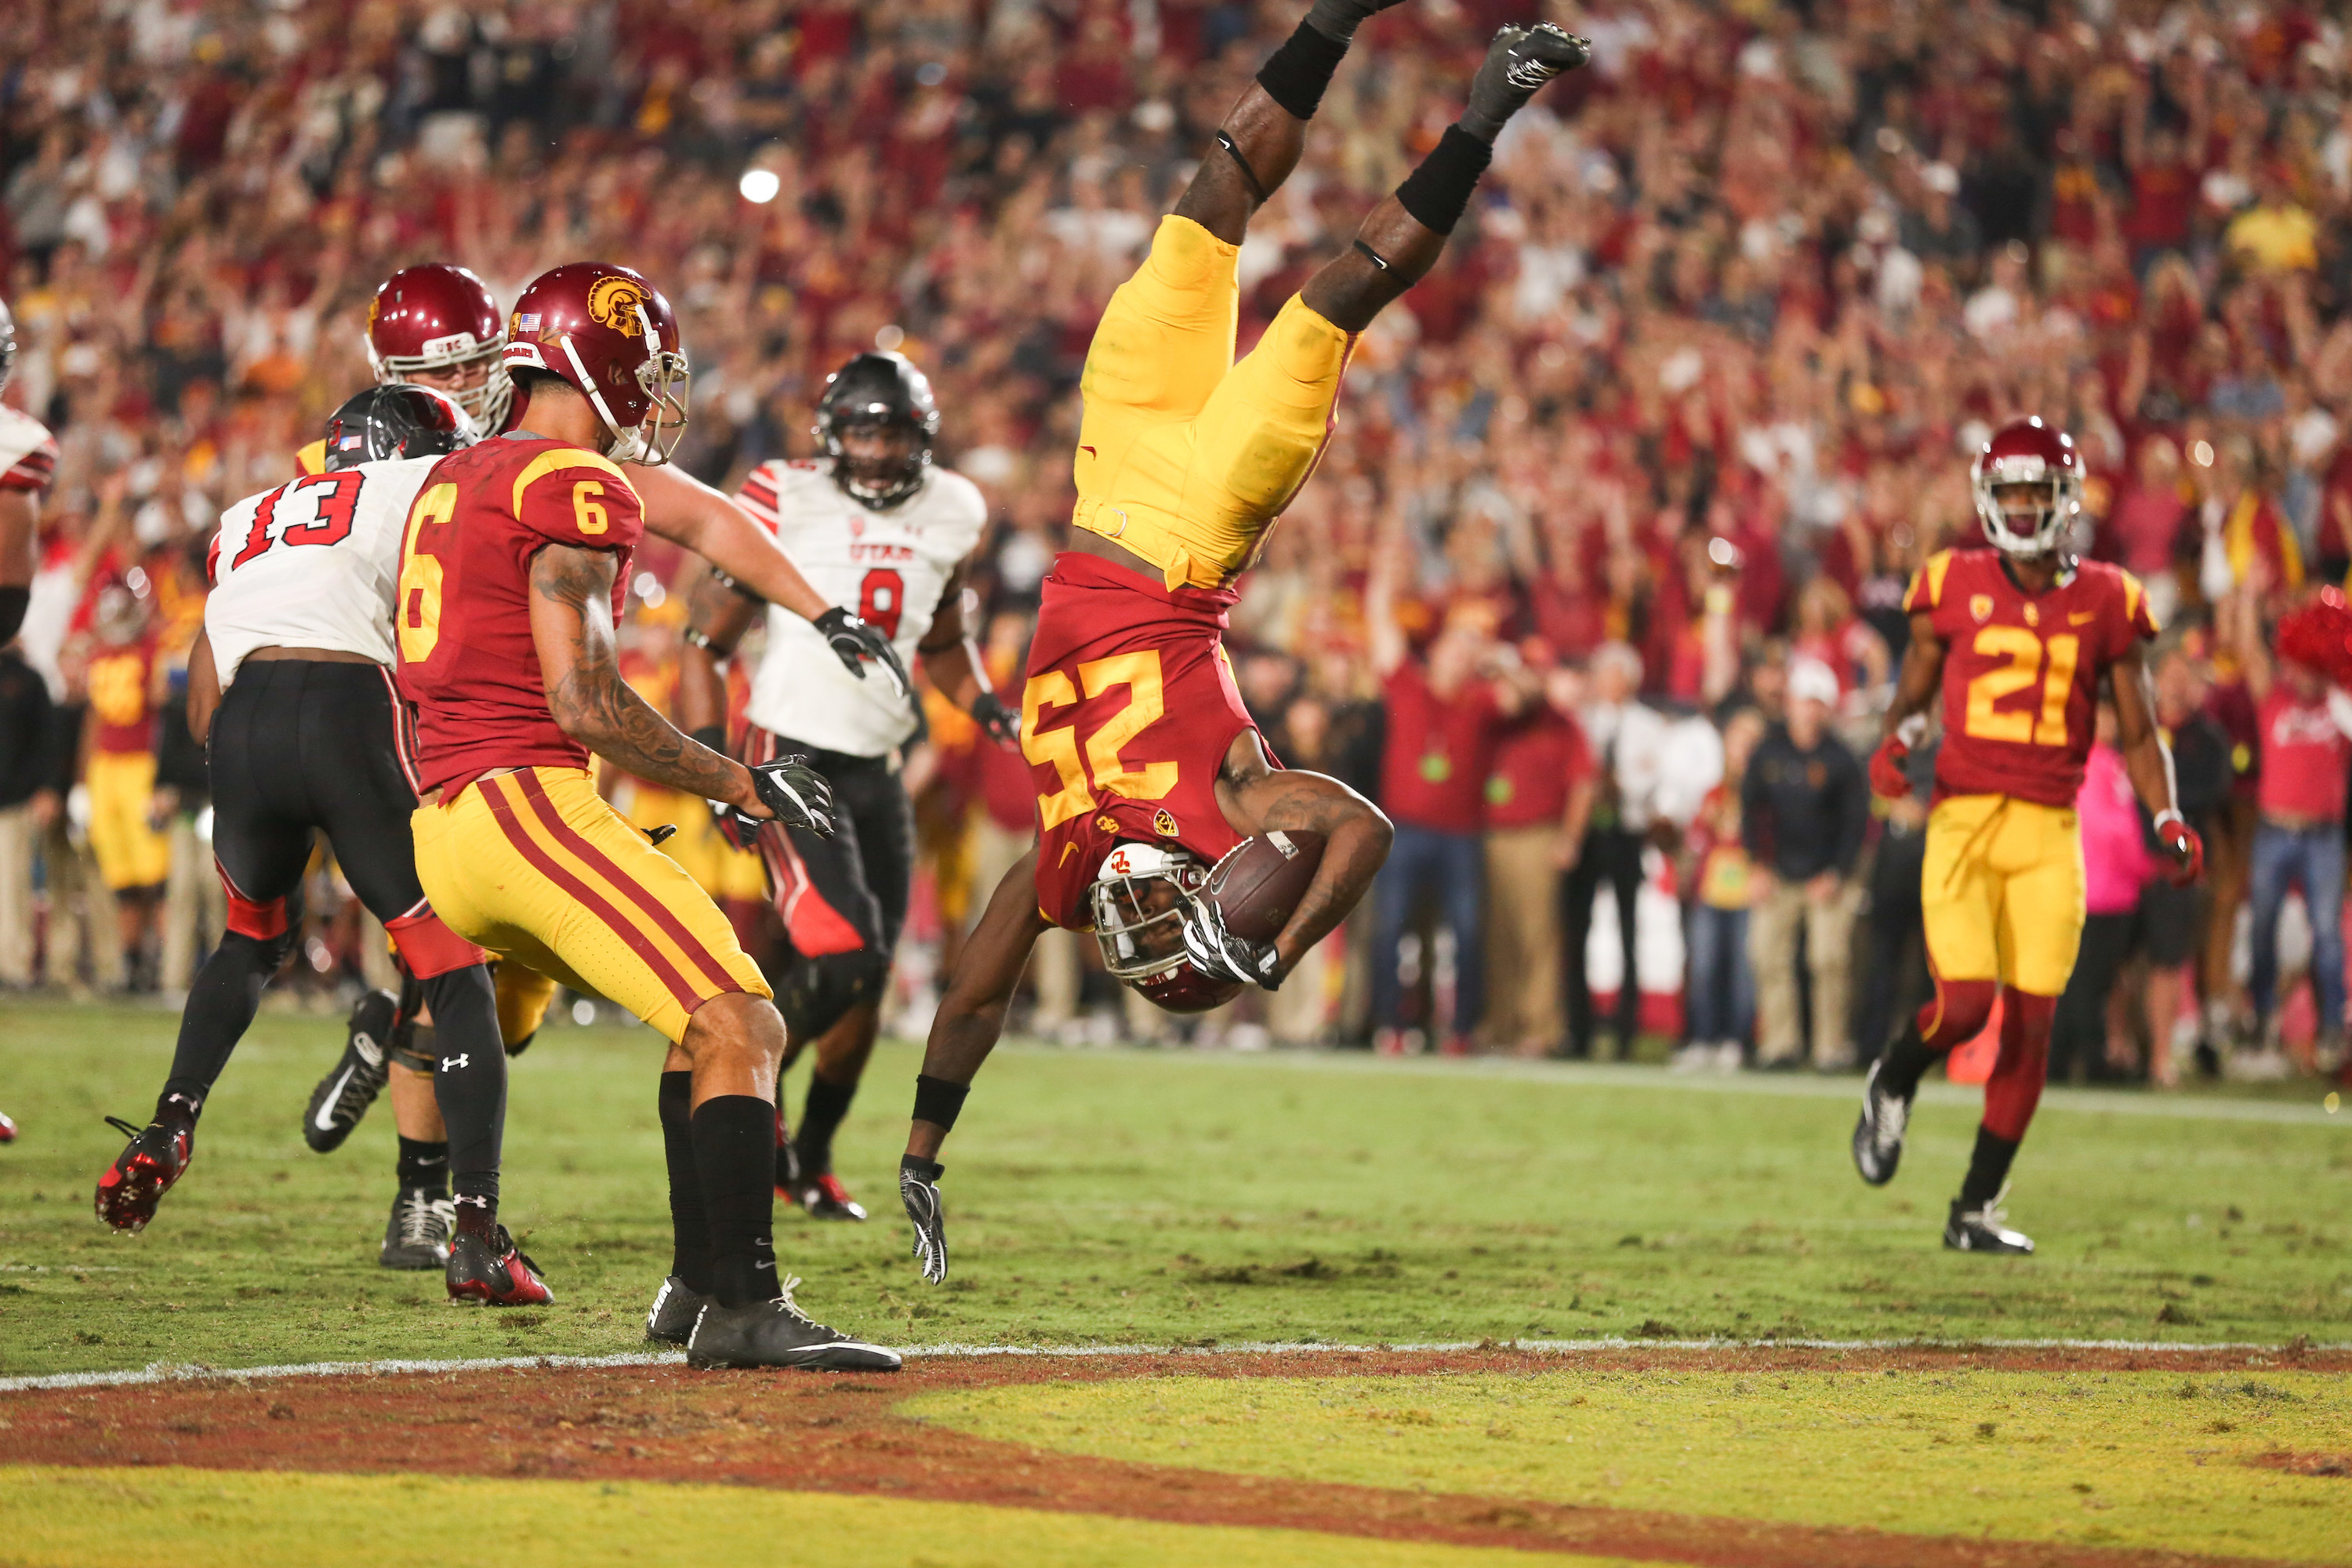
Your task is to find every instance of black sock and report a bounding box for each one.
[659,1072,713,1294]
[160,931,283,1119]
[1394,125,1493,236]
[1255,18,1349,120]
[692,1094,780,1308]
[396,1135,450,1194]
[1958,1125,2021,1209]
[1875,1017,1940,1102]
[421,965,503,1214]
[794,1072,858,1180]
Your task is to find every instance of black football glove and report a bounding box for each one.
[813,605,909,701]
[970,691,1022,749]
[709,800,764,853]
[750,754,837,837]
[1180,891,1282,990]
[901,1155,948,1284]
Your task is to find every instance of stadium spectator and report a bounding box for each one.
[1479,653,1595,1058]
[1742,657,1867,1072]
[1676,706,1762,1073]
[1566,641,1667,1059]
[2053,700,2156,1083]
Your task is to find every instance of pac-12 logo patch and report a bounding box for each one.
[1969,593,1994,623]
[1153,809,1179,837]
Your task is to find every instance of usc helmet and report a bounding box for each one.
[1087,841,1245,1015]
[503,262,689,465]
[1970,417,2082,558]
[367,264,512,434]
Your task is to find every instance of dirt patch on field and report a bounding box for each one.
[2247,1450,2352,1479]
[6,1344,2337,1568]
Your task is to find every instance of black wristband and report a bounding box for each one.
[1254,18,1348,121]
[0,585,26,644]
[912,1073,969,1131]
[901,1152,944,1182]
[689,724,726,757]
[1394,125,1494,237]
[712,568,762,603]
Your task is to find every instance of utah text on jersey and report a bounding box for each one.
[735,456,985,757]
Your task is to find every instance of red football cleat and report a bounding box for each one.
[445,1222,554,1305]
[95,1116,192,1233]
[0,1109,17,1143]
[797,1171,869,1221]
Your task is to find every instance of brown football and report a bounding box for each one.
[1206,829,1327,944]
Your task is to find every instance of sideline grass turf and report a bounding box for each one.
[2,998,2347,1375]
[907,1366,2352,1564]
[0,1466,1649,1568]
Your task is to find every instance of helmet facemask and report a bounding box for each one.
[373,339,513,435]
[1087,844,1210,985]
[1972,456,2078,557]
[825,416,930,508]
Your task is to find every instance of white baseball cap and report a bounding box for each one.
[1787,655,1841,710]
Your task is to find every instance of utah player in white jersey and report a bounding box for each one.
[681,352,1015,1221]
[94,387,550,1306]
[0,296,59,648]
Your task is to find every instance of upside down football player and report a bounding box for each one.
[1853,417,2202,1253]
[292,263,905,1276]
[894,4,1591,1282]
[395,260,898,1368]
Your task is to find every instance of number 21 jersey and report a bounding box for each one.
[1905,548,2158,807]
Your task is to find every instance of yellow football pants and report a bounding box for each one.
[85,750,169,891]
[1920,793,2086,997]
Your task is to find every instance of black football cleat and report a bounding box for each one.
[94,1115,191,1232]
[304,989,396,1152]
[1462,22,1592,135]
[1850,1059,1911,1186]
[685,1279,901,1371]
[445,1221,553,1305]
[646,1276,709,1345]
[380,1185,456,1270]
[1944,1192,2034,1254]
[796,1171,869,1222]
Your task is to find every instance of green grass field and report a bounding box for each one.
[3,996,2347,1375]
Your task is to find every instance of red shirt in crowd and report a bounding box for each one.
[2255,688,2350,823]
[1483,706,1596,831]
[1379,662,1504,832]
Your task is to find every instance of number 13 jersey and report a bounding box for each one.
[734,459,986,757]
[1905,547,2158,808]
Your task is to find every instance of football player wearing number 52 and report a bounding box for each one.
[1853,417,2203,1256]
[394,261,900,1371]
[894,5,1595,1284]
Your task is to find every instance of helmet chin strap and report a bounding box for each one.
[559,333,644,462]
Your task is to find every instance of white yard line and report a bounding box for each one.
[3,1337,2340,1396]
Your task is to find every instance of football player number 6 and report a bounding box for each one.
[1022,650,1180,829]
[397,483,458,663]
[1962,627,2080,746]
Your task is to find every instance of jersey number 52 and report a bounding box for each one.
[1022,651,1179,829]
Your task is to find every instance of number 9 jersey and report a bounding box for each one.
[393,434,643,797]
[1025,553,1261,930]
[1905,548,2158,807]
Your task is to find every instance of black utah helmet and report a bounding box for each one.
[321,383,479,471]
[813,350,938,510]
[0,296,16,397]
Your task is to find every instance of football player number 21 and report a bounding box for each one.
[397,482,458,663]
[1022,651,1178,829]
[1962,626,2079,746]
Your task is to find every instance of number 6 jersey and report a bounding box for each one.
[1905,547,2158,807]
[205,456,445,684]
[734,458,987,756]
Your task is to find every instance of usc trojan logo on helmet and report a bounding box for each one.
[586,275,648,338]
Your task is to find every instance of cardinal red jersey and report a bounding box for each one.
[1904,548,2158,808]
[394,433,644,796]
[85,637,157,754]
[1026,553,1259,930]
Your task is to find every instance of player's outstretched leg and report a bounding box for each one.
[1944,989,2049,1254]
[1851,976,1997,1187]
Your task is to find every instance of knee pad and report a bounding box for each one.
[1916,978,1998,1051]
[779,946,890,1040]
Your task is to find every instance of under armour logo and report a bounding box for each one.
[441,1054,470,1071]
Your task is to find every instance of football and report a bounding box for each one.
[1206,829,1327,944]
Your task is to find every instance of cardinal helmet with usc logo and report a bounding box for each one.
[1086,840,1244,1014]
[502,262,690,464]
[1970,417,2082,558]
[367,264,513,434]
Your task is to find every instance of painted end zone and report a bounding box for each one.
[4,1344,2346,1567]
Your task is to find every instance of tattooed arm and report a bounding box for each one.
[528,543,763,811]
[1213,731,1394,982]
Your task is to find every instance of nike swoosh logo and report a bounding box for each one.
[314,1066,356,1130]
[2070,612,2097,625]
[1080,445,1097,458]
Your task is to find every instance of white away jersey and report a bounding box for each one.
[737,459,987,756]
[205,456,442,683]
[0,403,60,494]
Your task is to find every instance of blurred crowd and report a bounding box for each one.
[5,0,2352,1083]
